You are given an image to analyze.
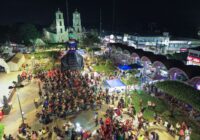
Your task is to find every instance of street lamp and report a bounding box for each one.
[125,85,128,107]
[16,92,24,124]
[31,55,35,69]
[9,81,25,124]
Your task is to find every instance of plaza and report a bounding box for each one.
[0,42,199,140]
[0,0,200,140]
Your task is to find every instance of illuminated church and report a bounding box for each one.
[43,9,82,43]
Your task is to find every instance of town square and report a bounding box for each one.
[0,0,200,140]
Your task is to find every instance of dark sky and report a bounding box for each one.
[0,0,200,36]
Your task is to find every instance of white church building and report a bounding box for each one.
[43,9,82,43]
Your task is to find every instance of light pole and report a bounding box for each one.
[125,85,128,107]
[31,55,35,69]
[16,92,24,124]
[9,81,25,124]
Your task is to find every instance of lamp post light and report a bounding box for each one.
[125,85,128,107]
[16,92,24,124]
[9,81,25,124]
[31,55,35,69]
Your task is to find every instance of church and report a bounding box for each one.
[43,9,82,43]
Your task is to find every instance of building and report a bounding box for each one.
[187,47,200,66]
[167,38,200,54]
[122,33,200,55]
[7,53,25,72]
[44,9,82,43]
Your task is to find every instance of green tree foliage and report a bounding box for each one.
[82,29,100,48]
[34,51,59,59]
[167,52,188,61]
[19,24,40,45]
[156,80,200,111]
[0,124,4,139]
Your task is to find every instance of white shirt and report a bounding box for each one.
[164,121,168,127]
[65,126,69,131]
[185,135,190,140]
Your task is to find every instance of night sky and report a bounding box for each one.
[0,0,200,36]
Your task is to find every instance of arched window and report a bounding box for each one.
[59,14,62,19]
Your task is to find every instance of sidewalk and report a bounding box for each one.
[2,79,40,137]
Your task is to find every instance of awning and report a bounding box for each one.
[118,63,143,71]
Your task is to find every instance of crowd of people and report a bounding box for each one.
[3,68,193,140]
[36,69,104,125]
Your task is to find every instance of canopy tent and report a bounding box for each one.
[118,63,143,71]
[104,79,126,93]
[33,38,46,47]
[118,65,132,71]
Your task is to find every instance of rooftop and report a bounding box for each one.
[9,53,24,63]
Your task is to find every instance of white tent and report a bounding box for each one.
[7,53,25,71]
[104,79,126,93]
[0,58,10,73]
[33,38,46,47]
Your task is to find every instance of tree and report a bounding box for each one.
[19,24,40,45]
[167,52,188,61]
[156,80,200,112]
[82,29,100,48]
[0,124,4,140]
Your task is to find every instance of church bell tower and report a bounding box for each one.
[56,9,65,34]
[73,9,82,33]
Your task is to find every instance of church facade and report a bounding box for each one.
[43,9,82,43]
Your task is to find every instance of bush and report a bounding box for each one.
[156,80,200,111]
[0,124,4,139]
[34,51,59,59]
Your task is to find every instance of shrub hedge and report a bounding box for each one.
[156,80,200,111]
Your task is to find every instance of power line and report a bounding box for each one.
[100,8,102,36]
[66,0,70,27]
[112,0,116,34]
